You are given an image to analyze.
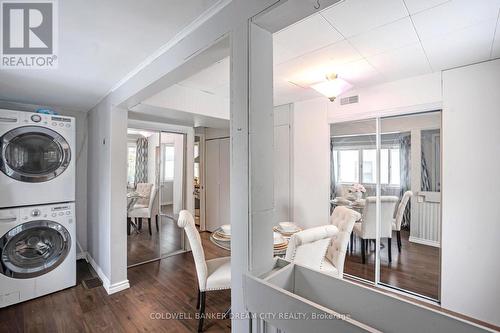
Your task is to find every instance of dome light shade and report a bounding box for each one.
[311,74,353,102]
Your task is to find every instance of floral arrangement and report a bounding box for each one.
[348,183,366,193]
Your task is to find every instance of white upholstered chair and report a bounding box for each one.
[128,184,159,235]
[324,206,361,278]
[392,191,413,252]
[177,210,231,332]
[285,206,360,279]
[353,196,399,264]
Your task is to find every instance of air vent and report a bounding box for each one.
[340,95,359,105]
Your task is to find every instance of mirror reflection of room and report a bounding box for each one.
[126,128,185,266]
[330,111,441,300]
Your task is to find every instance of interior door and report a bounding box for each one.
[219,138,230,228]
[205,139,220,232]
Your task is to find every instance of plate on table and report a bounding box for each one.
[213,231,231,241]
[273,225,302,237]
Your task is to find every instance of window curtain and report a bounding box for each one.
[399,134,411,229]
[134,137,148,185]
[421,151,432,191]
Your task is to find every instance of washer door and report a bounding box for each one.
[0,220,71,279]
[0,126,71,183]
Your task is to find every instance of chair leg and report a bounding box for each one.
[148,218,152,236]
[155,215,159,232]
[396,231,402,252]
[350,233,353,253]
[198,291,206,332]
[196,289,201,310]
[127,217,131,236]
[138,218,143,230]
[388,238,392,263]
[361,238,366,264]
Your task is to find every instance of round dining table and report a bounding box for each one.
[210,227,288,257]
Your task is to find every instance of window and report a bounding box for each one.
[162,145,175,181]
[362,149,376,183]
[337,150,359,183]
[333,148,400,185]
[127,145,137,185]
[389,149,400,186]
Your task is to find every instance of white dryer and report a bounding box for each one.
[0,202,76,308]
[0,109,75,208]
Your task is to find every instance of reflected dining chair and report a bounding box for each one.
[177,210,231,332]
[392,191,413,252]
[353,196,399,264]
[128,185,159,235]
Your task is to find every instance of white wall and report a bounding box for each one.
[274,104,293,223]
[441,58,500,327]
[292,98,330,228]
[87,97,129,294]
[328,72,442,123]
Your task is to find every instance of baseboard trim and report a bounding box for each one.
[108,280,130,294]
[86,254,130,295]
[76,251,88,261]
[409,236,440,248]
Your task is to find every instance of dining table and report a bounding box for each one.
[209,226,299,257]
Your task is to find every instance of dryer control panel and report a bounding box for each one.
[20,112,74,129]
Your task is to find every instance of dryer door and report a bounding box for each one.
[0,126,71,182]
[0,220,71,279]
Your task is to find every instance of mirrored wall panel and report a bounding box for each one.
[331,118,377,283]
[159,131,185,258]
[379,111,441,301]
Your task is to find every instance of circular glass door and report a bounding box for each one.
[0,126,71,182]
[0,220,71,279]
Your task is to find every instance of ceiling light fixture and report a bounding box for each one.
[310,73,353,102]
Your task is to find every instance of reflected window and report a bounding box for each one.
[337,150,359,183]
[127,145,136,185]
[162,145,175,181]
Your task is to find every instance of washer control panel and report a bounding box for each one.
[20,203,74,221]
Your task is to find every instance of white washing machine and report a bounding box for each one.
[0,109,75,208]
[0,202,76,308]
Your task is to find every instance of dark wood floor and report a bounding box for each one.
[128,205,182,266]
[344,229,440,300]
[0,231,231,333]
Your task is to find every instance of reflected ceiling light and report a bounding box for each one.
[310,73,353,102]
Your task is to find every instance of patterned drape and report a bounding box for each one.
[421,151,432,191]
[399,134,411,229]
[134,137,148,185]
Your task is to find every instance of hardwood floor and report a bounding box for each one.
[127,215,183,266]
[344,229,440,300]
[0,231,231,333]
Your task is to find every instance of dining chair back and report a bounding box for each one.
[360,196,399,239]
[394,191,413,231]
[178,210,231,332]
[177,210,208,291]
[327,206,361,277]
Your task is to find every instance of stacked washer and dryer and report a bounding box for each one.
[0,109,76,308]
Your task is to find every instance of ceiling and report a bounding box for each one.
[0,0,218,111]
[149,0,499,112]
[273,0,500,105]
